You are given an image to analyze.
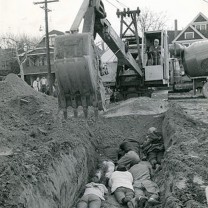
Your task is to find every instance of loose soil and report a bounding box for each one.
[160,100,208,208]
[0,74,208,208]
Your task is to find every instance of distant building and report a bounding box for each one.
[173,12,208,46]
[22,30,64,86]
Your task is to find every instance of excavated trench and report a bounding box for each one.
[16,113,165,208]
[1,75,208,208]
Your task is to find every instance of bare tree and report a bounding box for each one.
[0,33,40,80]
[138,8,168,32]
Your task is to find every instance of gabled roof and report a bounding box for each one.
[199,29,208,38]
[191,12,208,23]
[173,13,208,42]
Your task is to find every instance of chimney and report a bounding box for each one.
[174,19,178,38]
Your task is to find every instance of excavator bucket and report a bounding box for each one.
[54,33,105,118]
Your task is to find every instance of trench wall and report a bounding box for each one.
[159,102,208,207]
[18,142,97,208]
[0,73,99,208]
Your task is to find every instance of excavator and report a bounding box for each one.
[54,0,143,118]
[54,0,170,117]
[54,0,208,118]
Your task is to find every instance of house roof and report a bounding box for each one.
[37,29,64,48]
[173,12,208,42]
[40,30,65,38]
[48,30,65,36]
[190,12,208,23]
[173,25,206,42]
[167,30,182,44]
[199,30,208,38]
[26,47,54,56]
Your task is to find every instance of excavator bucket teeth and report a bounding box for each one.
[54,33,105,117]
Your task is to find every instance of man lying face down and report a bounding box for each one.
[108,165,135,208]
[117,141,140,169]
[76,176,108,208]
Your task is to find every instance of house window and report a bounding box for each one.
[201,24,206,30]
[185,32,194,39]
[49,36,55,46]
[196,25,200,30]
[195,24,206,31]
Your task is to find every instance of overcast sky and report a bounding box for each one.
[0,0,208,37]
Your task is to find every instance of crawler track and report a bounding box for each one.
[168,91,205,100]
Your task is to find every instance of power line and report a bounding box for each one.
[104,0,119,9]
[103,0,138,37]
[113,0,128,8]
[106,49,119,62]
[104,0,131,26]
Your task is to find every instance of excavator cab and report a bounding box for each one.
[142,30,169,86]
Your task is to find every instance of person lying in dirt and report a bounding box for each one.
[94,159,115,186]
[141,127,165,170]
[117,141,140,169]
[129,161,160,207]
[108,165,135,208]
[76,176,108,208]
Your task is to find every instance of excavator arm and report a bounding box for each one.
[96,19,143,75]
[54,0,143,118]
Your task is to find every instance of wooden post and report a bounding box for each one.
[44,0,53,95]
[132,11,142,69]
[34,0,59,95]
[193,79,196,95]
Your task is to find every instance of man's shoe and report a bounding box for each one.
[121,198,127,205]
[127,201,134,208]
[137,197,147,208]
[148,197,160,205]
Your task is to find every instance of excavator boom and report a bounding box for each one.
[96,19,143,76]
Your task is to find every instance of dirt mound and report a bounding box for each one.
[156,102,208,207]
[0,74,99,207]
[177,99,208,124]
[103,97,167,117]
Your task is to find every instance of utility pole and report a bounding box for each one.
[34,0,59,95]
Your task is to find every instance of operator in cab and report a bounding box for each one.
[147,39,161,65]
